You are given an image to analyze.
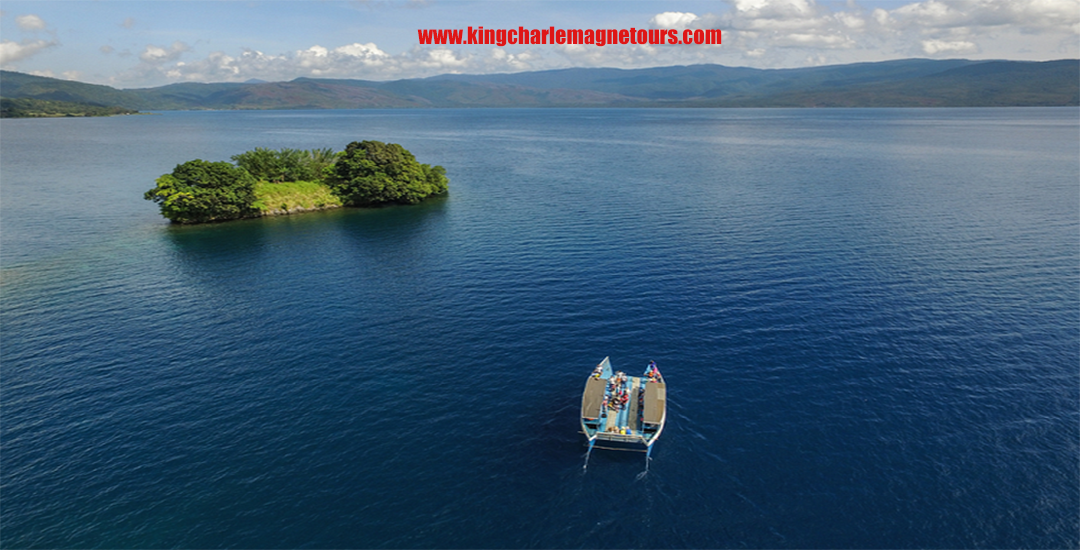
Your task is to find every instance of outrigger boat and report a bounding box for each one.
[580,357,666,459]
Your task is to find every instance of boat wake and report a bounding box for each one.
[582,440,595,472]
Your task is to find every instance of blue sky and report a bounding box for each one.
[1,0,1077,87]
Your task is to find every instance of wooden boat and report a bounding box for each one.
[580,357,666,455]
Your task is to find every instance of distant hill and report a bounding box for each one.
[1,59,1076,110]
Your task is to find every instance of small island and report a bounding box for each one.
[144,141,448,224]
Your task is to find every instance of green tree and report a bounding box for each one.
[231,147,339,183]
[144,159,258,223]
[231,147,304,182]
[329,140,448,206]
[306,147,337,180]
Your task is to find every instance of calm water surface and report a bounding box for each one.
[1,108,1077,548]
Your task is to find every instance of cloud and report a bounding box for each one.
[921,38,979,54]
[0,39,56,65]
[118,38,579,86]
[650,12,699,29]
[888,0,1079,32]
[140,35,726,86]
[140,41,190,63]
[733,0,817,18]
[121,17,136,29]
[705,0,1078,66]
[714,0,859,62]
[16,14,46,30]
[4,14,58,67]
[294,43,390,73]
[335,42,388,59]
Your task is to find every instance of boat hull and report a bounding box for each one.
[580,357,665,453]
[588,433,654,452]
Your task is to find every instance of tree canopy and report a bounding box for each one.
[231,147,336,183]
[329,140,448,206]
[143,159,258,223]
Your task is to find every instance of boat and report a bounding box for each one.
[580,357,666,456]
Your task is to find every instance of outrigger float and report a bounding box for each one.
[580,357,666,463]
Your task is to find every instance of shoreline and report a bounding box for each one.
[257,203,344,218]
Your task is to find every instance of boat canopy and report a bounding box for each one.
[581,377,607,420]
[643,383,666,424]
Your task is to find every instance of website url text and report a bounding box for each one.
[418,27,721,47]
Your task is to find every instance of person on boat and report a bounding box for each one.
[646,361,659,381]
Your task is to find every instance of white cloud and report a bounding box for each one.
[781,33,854,48]
[873,8,892,26]
[650,12,699,29]
[556,42,668,68]
[707,0,1078,67]
[732,0,818,19]
[921,38,979,54]
[335,42,389,61]
[15,14,46,30]
[129,41,506,84]
[0,39,56,65]
[291,43,390,73]
[121,17,136,29]
[416,47,468,69]
[888,0,1080,32]
[835,12,866,29]
[892,0,958,27]
[140,41,190,64]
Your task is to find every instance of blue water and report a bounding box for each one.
[1,108,1077,548]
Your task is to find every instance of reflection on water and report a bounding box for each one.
[165,217,270,262]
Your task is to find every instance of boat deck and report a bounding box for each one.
[581,357,666,452]
[600,376,643,436]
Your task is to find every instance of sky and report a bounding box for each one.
[1,0,1077,88]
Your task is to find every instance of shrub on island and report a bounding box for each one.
[145,142,448,224]
[329,141,448,206]
[231,147,336,183]
[143,159,259,224]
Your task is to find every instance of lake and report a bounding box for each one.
[1,108,1077,548]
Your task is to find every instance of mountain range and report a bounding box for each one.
[1,58,1076,111]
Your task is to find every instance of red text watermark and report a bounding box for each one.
[418,27,721,47]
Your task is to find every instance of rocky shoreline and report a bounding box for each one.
[258,203,344,218]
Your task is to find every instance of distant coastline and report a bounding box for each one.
[2,59,1076,111]
[0,97,140,118]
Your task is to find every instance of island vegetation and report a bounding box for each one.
[144,141,448,224]
[331,141,449,206]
